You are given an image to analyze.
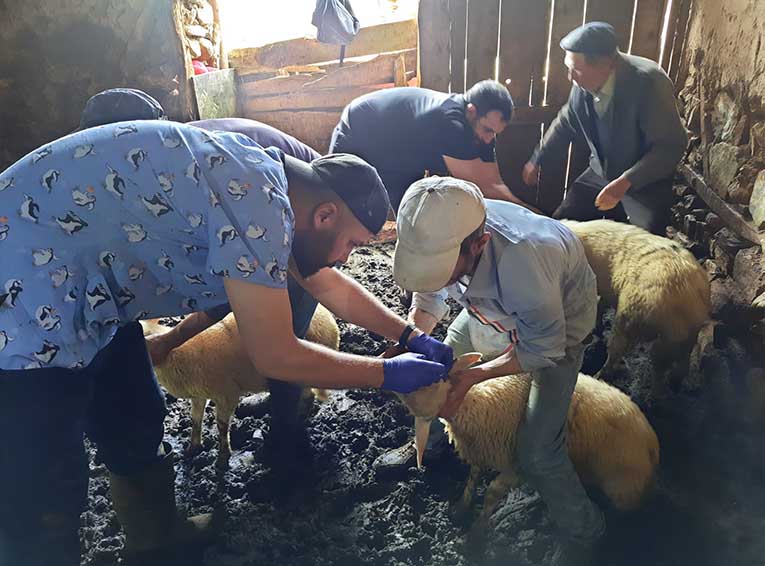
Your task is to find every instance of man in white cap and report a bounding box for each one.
[393,176,605,564]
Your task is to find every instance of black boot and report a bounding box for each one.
[109,443,218,562]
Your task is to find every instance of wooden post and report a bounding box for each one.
[465,0,501,88]
[585,0,634,51]
[394,54,408,87]
[449,0,468,93]
[631,0,665,60]
[418,0,450,91]
[497,0,550,106]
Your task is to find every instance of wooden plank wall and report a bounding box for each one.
[421,0,684,214]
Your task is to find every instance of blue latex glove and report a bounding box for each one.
[382,353,448,394]
[407,332,454,371]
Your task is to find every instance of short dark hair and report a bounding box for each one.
[465,80,514,121]
[459,220,487,254]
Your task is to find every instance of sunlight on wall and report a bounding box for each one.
[220,0,419,49]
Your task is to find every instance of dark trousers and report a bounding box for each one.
[265,276,319,434]
[553,168,674,235]
[0,322,166,566]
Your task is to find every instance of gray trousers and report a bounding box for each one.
[445,309,605,543]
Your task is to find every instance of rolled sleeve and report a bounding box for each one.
[411,289,450,322]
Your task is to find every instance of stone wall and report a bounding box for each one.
[0,0,193,170]
[675,0,765,228]
[182,0,222,68]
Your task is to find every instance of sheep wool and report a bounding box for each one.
[141,304,339,465]
[402,354,660,519]
[562,219,711,380]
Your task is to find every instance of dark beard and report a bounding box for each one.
[292,229,335,278]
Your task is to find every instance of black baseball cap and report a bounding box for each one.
[283,153,390,234]
[560,22,619,56]
[80,88,166,130]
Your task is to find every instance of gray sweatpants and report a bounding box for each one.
[445,309,605,543]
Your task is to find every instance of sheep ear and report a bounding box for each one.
[449,352,483,375]
[414,417,431,470]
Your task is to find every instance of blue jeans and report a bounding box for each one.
[444,309,605,543]
[0,321,166,566]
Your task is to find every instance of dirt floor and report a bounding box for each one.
[79,241,765,566]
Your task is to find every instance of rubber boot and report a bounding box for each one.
[109,442,217,562]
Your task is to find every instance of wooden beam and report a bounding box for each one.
[301,49,416,89]
[465,0,501,88]
[667,0,692,82]
[228,19,418,71]
[546,0,586,107]
[449,0,468,92]
[418,0,451,91]
[585,0,634,51]
[630,0,665,59]
[679,163,765,250]
[243,85,387,113]
[511,105,561,124]
[659,0,680,70]
[498,0,550,106]
[394,55,407,87]
[239,74,320,97]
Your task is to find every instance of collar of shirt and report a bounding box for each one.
[588,70,615,118]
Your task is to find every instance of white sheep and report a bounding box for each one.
[562,219,711,381]
[401,354,660,521]
[141,304,338,465]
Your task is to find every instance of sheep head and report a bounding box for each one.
[397,352,482,469]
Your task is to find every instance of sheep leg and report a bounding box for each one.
[214,397,238,467]
[598,313,632,377]
[455,466,481,520]
[187,397,206,456]
[479,471,520,522]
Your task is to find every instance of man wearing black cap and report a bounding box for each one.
[522,22,687,235]
[79,89,333,455]
[0,120,452,566]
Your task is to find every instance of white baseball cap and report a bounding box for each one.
[394,177,487,293]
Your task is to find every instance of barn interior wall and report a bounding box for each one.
[0,0,192,170]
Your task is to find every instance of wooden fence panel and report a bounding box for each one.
[418,0,451,91]
[497,0,550,106]
[585,0,635,51]
[497,123,543,208]
[449,0,468,92]
[631,0,665,59]
[545,0,585,107]
[667,0,692,82]
[465,0,501,88]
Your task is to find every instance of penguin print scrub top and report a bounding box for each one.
[0,121,293,370]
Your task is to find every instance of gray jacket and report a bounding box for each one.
[531,53,687,189]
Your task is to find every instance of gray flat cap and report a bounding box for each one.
[560,22,618,55]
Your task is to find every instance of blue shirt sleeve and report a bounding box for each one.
[199,134,293,289]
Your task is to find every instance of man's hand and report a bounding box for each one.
[595,176,631,210]
[438,367,479,418]
[144,332,175,367]
[522,161,540,186]
[407,332,454,370]
[381,353,448,394]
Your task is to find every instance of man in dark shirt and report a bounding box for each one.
[329,80,538,212]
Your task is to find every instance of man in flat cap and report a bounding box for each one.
[523,22,687,234]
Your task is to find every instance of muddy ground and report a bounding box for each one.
[80,241,765,566]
